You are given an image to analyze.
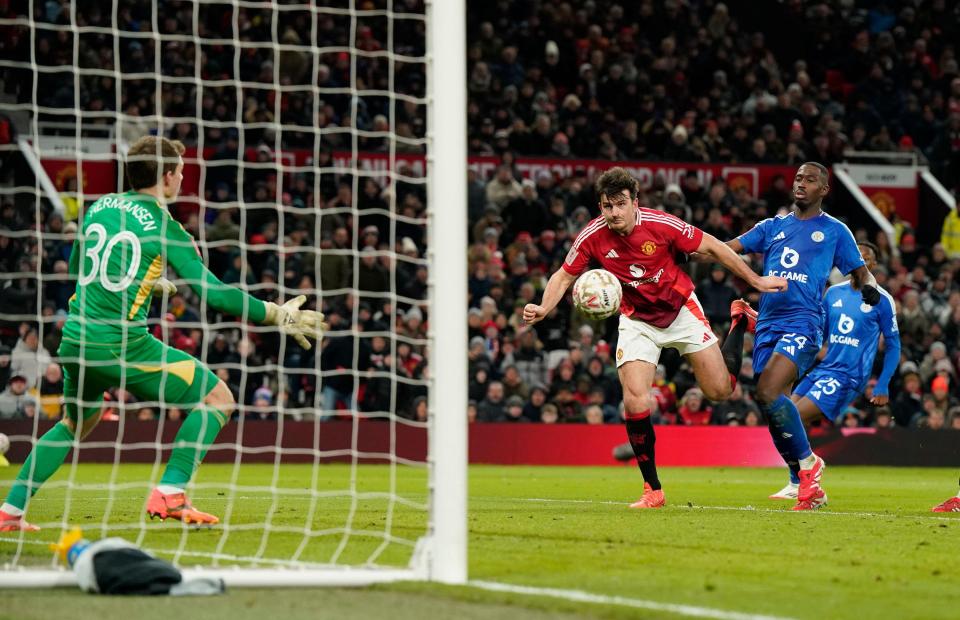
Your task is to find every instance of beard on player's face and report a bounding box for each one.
[600,195,635,233]
[793,185,824,209]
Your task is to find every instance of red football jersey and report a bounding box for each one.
[562,208,704,328]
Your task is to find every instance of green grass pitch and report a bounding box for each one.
[2,463,959,619]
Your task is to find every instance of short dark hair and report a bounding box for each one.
[799,161,830,185]
[125,136,185,190]
[857,240,879,257]
[595,167,638,200]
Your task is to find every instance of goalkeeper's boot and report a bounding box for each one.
[932,496,960,513]
[629,483,665,509]
[729,299,758,333]
[793,455,827,511]
[768,482,799,500]
[0,510,39,532]
[146,488,220,525]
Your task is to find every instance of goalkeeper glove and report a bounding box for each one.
[861,284,881,306]
[263,295,328,350]
[152,277,177,297]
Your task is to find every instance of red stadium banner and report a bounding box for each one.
[171,147,795,201]
[43,144,796,202]
[4,420,957,467]
[466,156,796,198]
[468,424,784,467]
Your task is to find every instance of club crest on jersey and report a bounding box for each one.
[617,348,624,361]
[860,302,873,313]
[811,231,825,242]
[641,241,657,255]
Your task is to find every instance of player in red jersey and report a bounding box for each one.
[523,168,787,508]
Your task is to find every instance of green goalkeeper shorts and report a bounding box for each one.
[58,333,219,422]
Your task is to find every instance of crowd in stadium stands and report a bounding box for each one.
[2,0,960,430]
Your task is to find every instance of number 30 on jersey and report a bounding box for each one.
[78,223,143,292]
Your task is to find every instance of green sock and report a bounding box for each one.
[159,406,228,488]
[5,423,75,511]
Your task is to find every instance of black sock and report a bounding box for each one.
[722,317,747,378]
[625,412,660,491]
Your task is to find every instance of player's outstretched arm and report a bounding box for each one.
[165,224,326,348]
[695,233,788,293]
[523,268,577,326]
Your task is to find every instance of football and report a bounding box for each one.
[0,432,9,455]
[572,269,623,320]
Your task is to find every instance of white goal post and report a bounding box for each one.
[0,0,466,588]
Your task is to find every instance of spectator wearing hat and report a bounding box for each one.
[661,183,691,221]
[503,395,529,423]
[929,375,957,416]
[664,124,699,162]
[360,224,380,247]
[0,374,37,419]
[406,395,428,423]
[503,230,536,269]
[899,233,920,271]
[920,341,954,384]
[892,363,924,426]
[249,386,275,420]
[678,388,712,426]
[518,385,545,422]
[839,406,864,429]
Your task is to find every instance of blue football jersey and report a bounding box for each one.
[737,212,865,340]
[816,281,899,391]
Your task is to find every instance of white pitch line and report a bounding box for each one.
[470,580,797,620]
[512,497,960,521]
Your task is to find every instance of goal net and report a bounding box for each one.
[0,0,466,586]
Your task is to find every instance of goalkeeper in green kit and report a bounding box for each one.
[0,136,326,530]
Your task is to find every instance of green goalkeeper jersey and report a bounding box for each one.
[62,190,267,345]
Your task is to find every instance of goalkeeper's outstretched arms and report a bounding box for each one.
[164,221,328,349]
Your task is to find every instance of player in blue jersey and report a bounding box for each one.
[723,162,880,511]
[767,242,900,500]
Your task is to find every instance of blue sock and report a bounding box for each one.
[760,394,812,478]
[789,466,801,485]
